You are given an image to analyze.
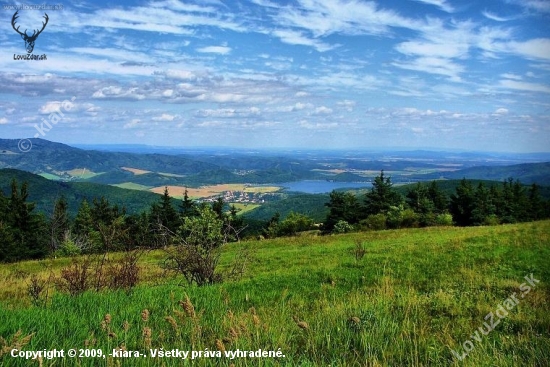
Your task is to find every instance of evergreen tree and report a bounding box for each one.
[150,187,179,233]
[471,182,496,225]
[527,183,546,221]
[324,191,360,233]
[4,179,48,261]
[364,170,403,217]
[499,178,516,223]
[50,195,70,252]
[212,197,225,220]
[427,180,448,214]
[406,183,435,226]
[179,188,197,218]
[511,180,528,222]
[73,199,94,236]
[450,179,475,226]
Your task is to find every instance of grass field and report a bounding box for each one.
[0,221,549,366]
[38,172,62,180]
[230,203,262,215]
[112,182,152,191]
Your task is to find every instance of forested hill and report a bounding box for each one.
[0,169,160,216]
[408,162,550,185]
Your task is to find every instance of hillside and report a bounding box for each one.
[0,168,160,216]
[410,162,550,185]
[0,221,548,365]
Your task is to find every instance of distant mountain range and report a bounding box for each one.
[1,138,549,189]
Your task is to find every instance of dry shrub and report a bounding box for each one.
[56,251,142,296]
[105,251,141,291]
[56,257,93,296]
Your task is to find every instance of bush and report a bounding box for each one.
[401,209,419,228]
[435,213,453,226]
[164,205,226,286]
[333,220,354,234]
[386,205,404,229]
[365,214,387,231]
[277,212,314,236]
[483,214,501,226]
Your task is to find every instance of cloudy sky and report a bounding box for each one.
[1,0,549,152]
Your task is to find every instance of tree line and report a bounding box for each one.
[0,182,244,263]
[1,172,549,263]
[323,171,549,233]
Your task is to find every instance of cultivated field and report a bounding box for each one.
[150,184,281,199]
[0,221,548,366]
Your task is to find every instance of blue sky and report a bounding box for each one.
[0,0,549,152]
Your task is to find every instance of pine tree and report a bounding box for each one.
[324,191,360,233]
[450,179,475,226]
[73,199,94,236]
[471,182,496,225]
[527,183,546,221]
[427,181,448,214]
[364,170,403,217]
[50,195,70,252]
[179,188,196,218]
[150,187,179,233]
[5,179,48,261]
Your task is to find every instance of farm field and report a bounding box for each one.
[230,203,261,215]
[150,184,281,199]
[0,221,548,366]
[112,182,152,191]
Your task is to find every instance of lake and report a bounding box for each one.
[280,180,372,194]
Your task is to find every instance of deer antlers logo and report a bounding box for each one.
[11,10,49,54]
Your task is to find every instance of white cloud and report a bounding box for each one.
[501,38,550,61]
[414,0,455,13]
[196,46,232,55]
[0,117,8,124]
[482,11,517,22]
[313,106,333,115]
[38,102,65,115]
[499,79,550,93]
[392,57,464,81]
[501,73,523,80]
[271,29,335,52]
[123,119,141,129]
[152,113,177,121]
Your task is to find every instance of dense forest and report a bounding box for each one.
[1,171,549,263]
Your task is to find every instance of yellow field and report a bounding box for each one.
[121,167,151,175]
[150,184,281,199]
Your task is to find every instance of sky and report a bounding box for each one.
[0,0,549,152]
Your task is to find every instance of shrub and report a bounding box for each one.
[365,214,387,231]
[333,220,354,234]
[164,205,226,286]
[401,209,419,228]
[483,214,501,226]
[435,213,453,226]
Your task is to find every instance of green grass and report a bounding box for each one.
[0,221,549,366]
[230,203,261,215]
[38,172,62,180]
[111,182,152,191]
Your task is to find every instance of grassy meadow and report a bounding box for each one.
[0,221,549,366]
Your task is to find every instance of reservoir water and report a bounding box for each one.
[280,180,372,194]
